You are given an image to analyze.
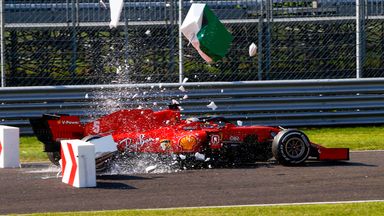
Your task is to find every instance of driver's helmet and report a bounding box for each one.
[186,117,199,123]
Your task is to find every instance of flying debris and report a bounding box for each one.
[145,165,158,173]
[249,42,257,57]
[172,99,180,105]
[183,95,188,100]
[180,4,233,63]
[237,120,243,126]
[179,154,186,160]
[194,152,205,161]
[207,101,218,110]
[109,0,124,28]
[179,86,186,92]
[145,30,151,36]
[85,94,89,99]
[182,77,189,83]
[99,0,107,9]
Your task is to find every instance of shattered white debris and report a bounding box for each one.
[99,0,107,9]
[249,42,257,57]
[237,120,243,126]
[172,99,180,104]
[109,0,124,28]
[85,93,89,99]
[194,152,205,161]
[207,101,218,110]
[179,154,186,160]
[179,86,186,92]
[183,95,188,100]
[116,66,121,74]
[145,165,157,173]
[145,30,151,36]
[182,77,189,83]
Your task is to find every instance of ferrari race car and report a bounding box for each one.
[30,105,349,171]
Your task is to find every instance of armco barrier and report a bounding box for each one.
[0,126,20,168]
[61,140,96,188]
[1,78,384,135]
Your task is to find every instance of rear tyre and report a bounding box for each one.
[47,152,61,166]
[272,130,310,165]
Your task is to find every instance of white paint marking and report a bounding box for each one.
[140,200,384,211]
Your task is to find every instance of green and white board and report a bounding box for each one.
[180,3,233,63]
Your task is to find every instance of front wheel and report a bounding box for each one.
[272,130,310,165]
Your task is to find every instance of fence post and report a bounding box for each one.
[257,0,264,80]
[265,0,272,80]
[178,0,183,83]
[0,0,5,87]
[356,0,365,79]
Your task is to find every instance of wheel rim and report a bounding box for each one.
[284,137,306,159]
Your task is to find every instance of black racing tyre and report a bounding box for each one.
[47,151,61,166]
[272,129,310,165]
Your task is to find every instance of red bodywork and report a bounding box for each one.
[32,106,349,164]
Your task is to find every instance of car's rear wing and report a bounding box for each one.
[29,114,84,152]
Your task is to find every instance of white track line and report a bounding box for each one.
[141,200,384,211]
[351,150,384,153]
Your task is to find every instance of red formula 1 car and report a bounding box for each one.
[30,105,349,170]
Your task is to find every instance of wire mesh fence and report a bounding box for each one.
[1,0,384,86]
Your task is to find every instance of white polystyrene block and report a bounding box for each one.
[180,3,205,41]
[61,140,96,188]
[0,126,20,168]
[86,135,117,158]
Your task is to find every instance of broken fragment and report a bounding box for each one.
[180,3,233,63]
[109,0,124,28]
[145,165,157,173]
[207,101,218,110]
[249,42,257,57]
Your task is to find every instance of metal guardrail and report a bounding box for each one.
[1,79,384,135]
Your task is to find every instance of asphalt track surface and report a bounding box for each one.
[0,151,383,214]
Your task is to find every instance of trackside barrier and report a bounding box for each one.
[61,140,96,188]
[2,79,384,134]
[0,126,20,168]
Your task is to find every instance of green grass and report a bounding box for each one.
[20,126,384,162]
[301,126,384,150]
[19,136,47,162]
[22,202,384,216]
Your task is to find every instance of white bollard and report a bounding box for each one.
[0,126,20,168]
[61,140,96,188]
